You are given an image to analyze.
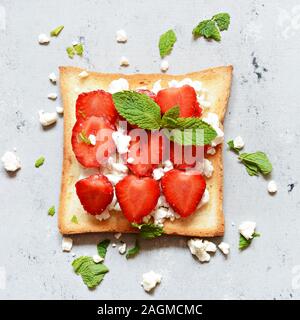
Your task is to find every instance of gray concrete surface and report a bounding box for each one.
[0,0,300,300]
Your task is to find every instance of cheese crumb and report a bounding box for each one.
[38,110,58,127]
[160,60,169,72]
[116,29,128,43]
[238,221,256,240]
[207,147,216,155]
[1,151,21,172]
[88,134,96,146]
[92,254,104,264]
[127,157,134,164]
[187,239,216,262]
[49,72,57,84]
[233,136,245,149]
[108,78,129,94]
[218,242,230,255]
[47,93,57,100]
[120,56,129,66]
[62,237,73,252]
[118,243,127,255]
[38,34,50,44]
[153,167,164,180]
[78,70,89,79]
[56,106,64,115]
[112,129,131,154]
[268,180,278,194]
[141,271,162,292]
[95,210,110,221]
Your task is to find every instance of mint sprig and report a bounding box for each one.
[239,232,260,250]
[66,43,84,59]
[48,206,55,216]
[239,152,272,176]
[71,215,78,224]
[227,140,241,154]
[79,131,91,145]
[50,25,64,37]
[97,239,110,259]
[126,240,140,259]
[35,156,45,168]
[132,222,164,239]
[159,29,177,58]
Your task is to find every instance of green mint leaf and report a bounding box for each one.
[159,29,177,58]
[126,240,140,259]
[112,91,161,130]
[71,215,78,224]
[66,46,75,59]
[239,152,272,176]
[193,20,221,41]
[239,232,260,250]
[161,106,180,128]
[243,162,259,176]
[227,140,241,154]
[35,156,45,168]
[97,239,110,259]
[132,223,164,239]
[50,25,64,37]
[74,43,84,56]
[79,131,91,145]
[212,13,230,31]
[72,256,109,289]
[48,206,55,216]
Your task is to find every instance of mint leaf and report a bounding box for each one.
[193,20,221,41]
[159,29,177,58]
[97,239,110,259]
[244,162,259,176]
[239,232,260,250]
[79,131,91,145]
[212,13,230,31]
[71,215,78,224]
[126,240,140,259]
[112,91,161,130]
[132,223,164,239]
[239,152,272,176]
[66,46,75,59]
[72,256,109,289]
[74,43,84,56]
[161,106,180,128]
[227,140,240,154]
[35,156,45,168]
[50,25,64,37]
[48,206,55,216]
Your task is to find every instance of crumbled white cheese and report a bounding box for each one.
[95,210,111,221]
[233,136,245,149]
[197,189,210,209]
[38,110,58,127]
[49,72,57,84]
[62,237,73,252]
[120,56,129,66]
[93,254,104,263]
[218,242,230,255]
[105,174,124,186]
[116,29,128,43]
[112,243,117,248]
[168,78,202,92]
[102,157,128,186]
[202,113,224,147]
[152,79,162,94]
[162,160,173,172]
[78,70,89,79]
[118,243,127,255]
[160,60,169,72]
[88,134,96,146]
[38,33,50,44]
[152,207,180,226]
[56,106,64,115]
[238,221,256,240]
[196,159,214,178]
[141,271,162,292]
[268,180,278,194]
[112,130,131,154]
[187,239,217,263]
[207,147,216,155]
[1,151,21,172]
[114,232,122,239]
[127,157,134,164]
[47,93,57,100]
[108,78,129,94]
[153,167,164,180]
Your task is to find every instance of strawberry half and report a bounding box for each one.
[72,116,116,168]
[75,174,114,215]
[116,175,160,223]
[156,85,202,117]
[161,169,206,217]
[76,90,118,123]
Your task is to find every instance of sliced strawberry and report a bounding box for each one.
[126,131,163,177]
[136,89,157,101]
[156,85,202,117]
[116,175,160,223]
[76,90,118,123]
[161,169,206,217]
[75,174,114,215]
[72,116,116,168]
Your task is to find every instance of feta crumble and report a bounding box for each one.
[88,134,96,146]
[141,271,162,292]
[56,106,64,115]
[112,130,131,154]
[203,159,214,178]
[153,167,164,180]
[108,78,129,94]
[187,239,217,263]
[202,113,224,147]
[116,29,128,43]
[168,78,202,92]
[38,110,58,127]
[127,157,134,164]
[207,147,216,155]
[151,207,180,226]
[152,80,162,94]
[238,221,256,240]
[62,237,73,252]
[162,160,173,172]
[1,151,21,172]
[47,93,57,100]
[233,136,245,149]
[49,72,57,84]
[160,60,169,72]
[120,56,129,66]
[93,254,104,263]
[118,243,127,255]
[218,242,230,255]
[78,70,89,79]
[38,34,50,44]
[268,180,278,194]
[95,210,110,221]
[197,189,210,209]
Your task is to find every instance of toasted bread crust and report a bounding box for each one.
[58,66,233,236]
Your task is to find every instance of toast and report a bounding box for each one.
[58,66,233,237]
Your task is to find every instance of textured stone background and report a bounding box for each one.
[0,0,300,299]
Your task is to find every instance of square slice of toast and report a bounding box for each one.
[58,66,233,237]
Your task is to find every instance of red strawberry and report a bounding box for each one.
[156,85,202,117]
[125,131,163,177]
[72,116,116,168]
[136,89,157,101]
[75,174,114,215]
[76,90,118,123]
[161,169,206,217]
[116,175,160,223]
